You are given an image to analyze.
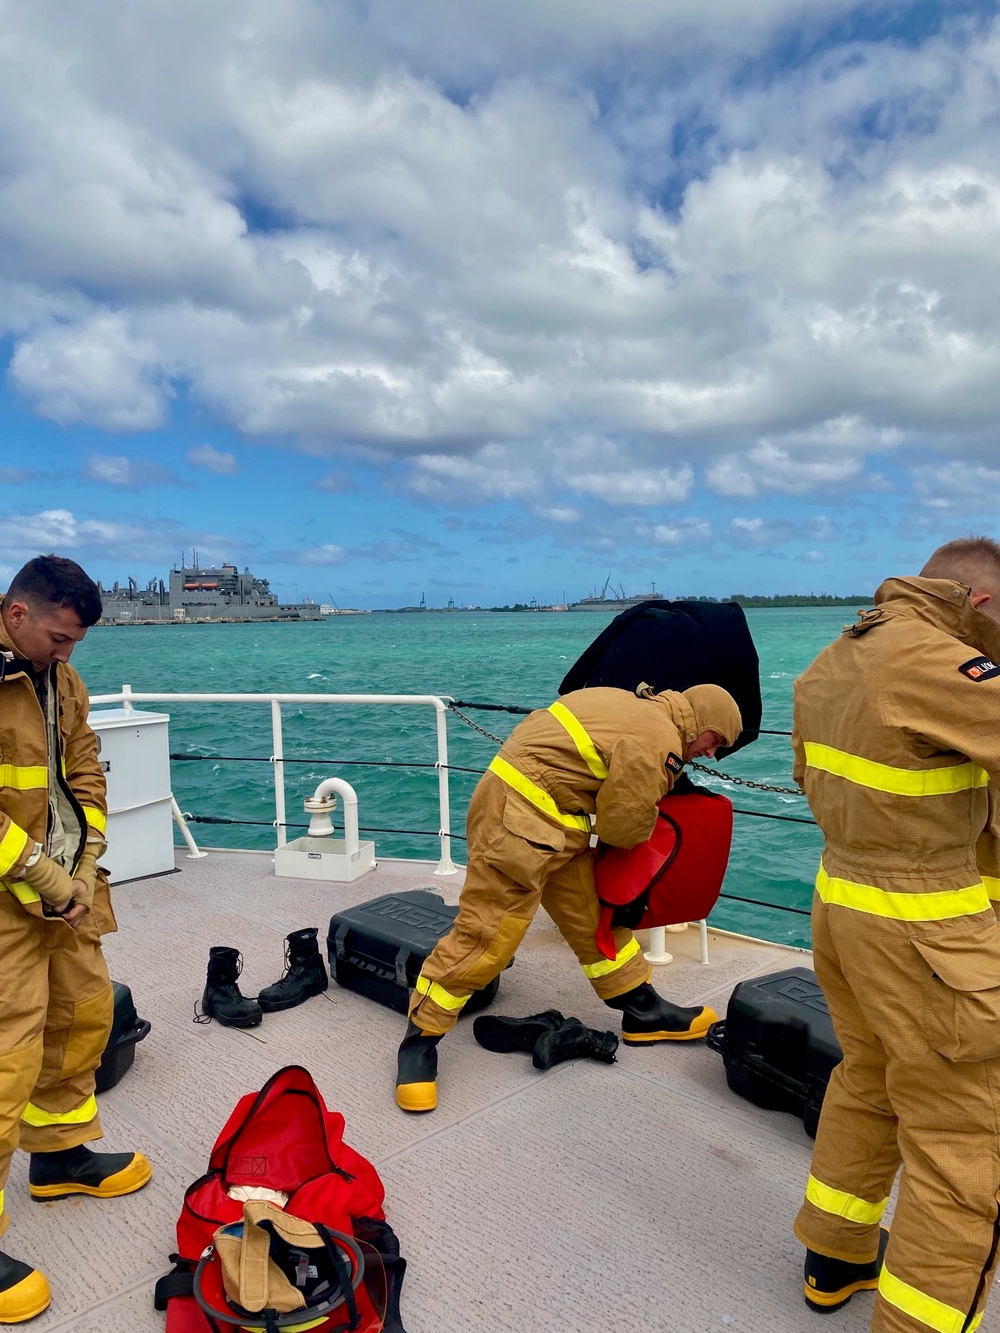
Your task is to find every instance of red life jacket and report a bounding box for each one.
[593,791,734,959]
[157,1065,402,1333]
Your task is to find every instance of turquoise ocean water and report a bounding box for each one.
[74,607,861,950]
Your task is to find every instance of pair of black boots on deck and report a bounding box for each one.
[198,929,328,1028]
[474,1010,619,1070]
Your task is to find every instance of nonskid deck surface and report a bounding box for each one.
[8,852,899,1333]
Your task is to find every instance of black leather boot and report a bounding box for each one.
[395,1021,441,1113]
[472,1009,566,1054]
[604,981,717,1043]
[29,1143,152,1201]
[532,1020,619,1070]
[198,947,262,1028]
[257,928,328,1012]
[804,1229,889,1313]
[0,1250,50,1323]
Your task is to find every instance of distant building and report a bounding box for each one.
[99,562,322,623]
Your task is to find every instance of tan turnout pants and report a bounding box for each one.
[0,886,115,1238]
[794,897,1000,1332]
[410,775,650,1036]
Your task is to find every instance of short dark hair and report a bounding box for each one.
[7,555,103,627]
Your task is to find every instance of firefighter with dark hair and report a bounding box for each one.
[395,681,743,1113]
[0,556,151,1325]
[792,535,1000,1330]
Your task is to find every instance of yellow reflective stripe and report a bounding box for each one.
[805,1175,888,1226]
[879,1267,983,1333]
[804,742,988,797]
[3,879,41,905]
[0,764,47,791]
[984,876,1000,901]
[82,806,107,835]
[22,1095,98,1128]
[547,702,608,780]
[488,756,592,832]
[816,864,991,922]
[415,973,469,1013]
[0,823,30,878]
[583,936,642,979]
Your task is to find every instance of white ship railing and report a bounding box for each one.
[88,684,459,876]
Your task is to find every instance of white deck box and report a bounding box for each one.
[89,708,174,883]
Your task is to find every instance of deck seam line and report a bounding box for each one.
[34,1263,166,1332]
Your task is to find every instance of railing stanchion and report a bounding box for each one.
[434,702,458,876]
[172,798,207,859]
[271,700,287,848]
[698,919,710,964]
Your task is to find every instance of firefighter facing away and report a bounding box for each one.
[792,535,1000,1331]
[396,681,743,1112]
[0,557,152,1326]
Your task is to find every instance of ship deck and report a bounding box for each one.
[8,850,901,1333]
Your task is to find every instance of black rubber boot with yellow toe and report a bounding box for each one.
[804,1229,889,1314]
[605,981,717,1044]
[29,1143,153,1202]
[0,1252,50,1324]
[395,1021,441,1113]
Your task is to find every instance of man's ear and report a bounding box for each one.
[971,590,992,612]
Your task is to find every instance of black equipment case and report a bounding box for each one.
[706,967,842,1137]
[96,981,151,1094]
[327,889,502,1016]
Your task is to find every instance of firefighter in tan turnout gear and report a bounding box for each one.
[395,681,743,1112]
[792,535,1000,1332]
[0,557,152,1326]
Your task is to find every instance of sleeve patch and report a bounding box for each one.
[959,656,1000,681]
[665,753,684,775]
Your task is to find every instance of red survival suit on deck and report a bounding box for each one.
[156,1065,405,1333]
[593,790,734,959]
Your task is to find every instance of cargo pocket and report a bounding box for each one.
[91,869,118,937]
[912,920,1000,1062]
[482,797,567,892]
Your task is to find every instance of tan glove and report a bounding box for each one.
[73,846,102,895]
[22,853,76,913]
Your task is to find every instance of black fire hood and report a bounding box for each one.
[558,599,762,760]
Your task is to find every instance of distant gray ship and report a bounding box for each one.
[566,580,665,612]
[99,560,322,623]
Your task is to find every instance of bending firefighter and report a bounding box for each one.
[396,682,743,1112]
[0,557,151,1326]
[792,535,1000,1331]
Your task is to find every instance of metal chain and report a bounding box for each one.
[688,760,802,795]
[449,703,803,796]
[447,702,505,745]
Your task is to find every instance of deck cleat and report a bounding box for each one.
[804,1229,889,1313]
[0,1252,50,1324]
[395,1021,441,1113]
[29,1145,153,1201]
[605,981,717,1043]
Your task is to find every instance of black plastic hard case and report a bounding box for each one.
[327,889,501,1016]
[96,981,151,1093]
[706,966,842,1137]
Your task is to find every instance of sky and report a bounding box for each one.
[2,0,1000,608]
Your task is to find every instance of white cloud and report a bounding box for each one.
[0,507,245,565]
[569,465,694,506]
[273,543,347,565]
[646,518,712,545]
[188,444,237,475]
[85,453,178,490]
[1,2,999,511]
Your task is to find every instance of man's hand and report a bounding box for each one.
[60,881,91,929]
